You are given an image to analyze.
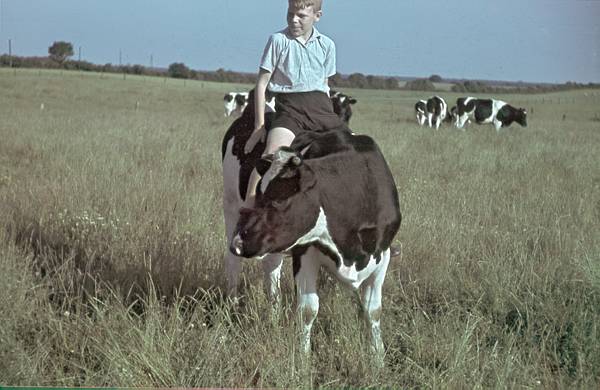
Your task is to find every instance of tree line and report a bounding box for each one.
[1,41,598,94]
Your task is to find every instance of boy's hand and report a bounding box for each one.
[244,126,266,154]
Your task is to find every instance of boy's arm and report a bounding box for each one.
[254,69,271,130]
[244,69,272,154]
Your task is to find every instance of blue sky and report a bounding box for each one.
[1,0,598,83]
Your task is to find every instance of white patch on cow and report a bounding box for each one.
[491,100,508,131]
[265,96,276,113]
[456,96,476,128]
[289,208,389,288]
[416,99,427,126]
[289,208,341,259]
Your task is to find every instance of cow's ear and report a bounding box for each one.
[349,98,357,105]
[299,144,311,157]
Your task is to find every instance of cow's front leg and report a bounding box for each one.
[224,250,243,300]
[493,119,503,131]
[360,248,392,366]
[262,253,283,307]
[294,247,320,355]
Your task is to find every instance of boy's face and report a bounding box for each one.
[287,5,322,40]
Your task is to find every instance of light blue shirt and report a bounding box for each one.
[259,27,336,94]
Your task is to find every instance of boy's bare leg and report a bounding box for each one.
[244,127,295,207]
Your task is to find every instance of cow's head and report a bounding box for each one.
[230,147,321,258]
[516,108,528,127]
[331,92,357,124]
[234,93,247,107]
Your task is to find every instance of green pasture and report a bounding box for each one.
[0,68,599,387]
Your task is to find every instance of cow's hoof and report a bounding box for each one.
[390,244,402,258]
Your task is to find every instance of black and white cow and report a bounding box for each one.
[455,97,528,131]
[425,95,448,130]
[228,129,401,360]
[222,92,401,359]
[415,99,428,126]
[224,92,249,117]
[224,91,276,117]
[329,90,357,124]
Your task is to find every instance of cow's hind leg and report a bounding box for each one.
[360,248,392,366]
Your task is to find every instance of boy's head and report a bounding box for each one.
[287,0,323,39]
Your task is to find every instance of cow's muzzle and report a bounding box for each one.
[230,234,244,257]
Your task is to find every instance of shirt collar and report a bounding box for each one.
[285,26,322,45]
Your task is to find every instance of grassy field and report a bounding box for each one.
[0,68,599,388]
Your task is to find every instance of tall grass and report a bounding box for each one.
[1,68,599,387]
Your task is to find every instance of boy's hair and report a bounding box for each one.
[289,0,322,11]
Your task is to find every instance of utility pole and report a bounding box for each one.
[150,54,153,68]
[8,38,12,68]
[78,46,81,61]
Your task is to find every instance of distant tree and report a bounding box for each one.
[429,74,443,82]
[348,73,367,88]
[329,73,345,88]
[48,41,74,64]
[404,78,436,91]
[168,62,190,79]
[131,64,145,75]
[450,83,467,93]
[385,77,400,89]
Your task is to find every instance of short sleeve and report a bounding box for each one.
[324,39,336,78]
[259,35,277,73]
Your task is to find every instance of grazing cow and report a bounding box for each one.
[425,95,448,130]
[224,91,276,118]
[455,97,527,131]
[229,129,402,360]
[224,92,249,117]
[330,90,357,124]
[415,100,428,126]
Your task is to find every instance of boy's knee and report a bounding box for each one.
[265,127,295,154]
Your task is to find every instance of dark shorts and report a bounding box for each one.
[268,91,349,136]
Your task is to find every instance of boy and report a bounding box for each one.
[243,0,347,205]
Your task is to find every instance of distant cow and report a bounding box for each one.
[229,129,401,360]
[330,90,357,124]
[455,97,527,131]
[425,96,448,130]
[224,92,249,117]
[415,100,427,126]
[224,91,276,117]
